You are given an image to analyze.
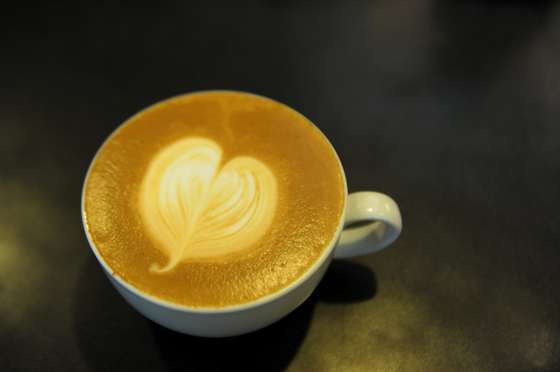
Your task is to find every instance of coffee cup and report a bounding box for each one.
[81,91,402,337]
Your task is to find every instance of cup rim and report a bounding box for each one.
[81,90,348,314]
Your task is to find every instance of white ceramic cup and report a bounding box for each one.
[81,94,402,337]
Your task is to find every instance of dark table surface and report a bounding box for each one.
[2,1,560,371]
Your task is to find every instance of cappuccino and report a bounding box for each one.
[83,91,345,307]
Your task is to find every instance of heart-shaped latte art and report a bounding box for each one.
[139,137,278,273]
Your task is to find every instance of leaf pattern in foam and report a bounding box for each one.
[139,137,277,273]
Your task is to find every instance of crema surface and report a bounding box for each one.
[83,91,345,307]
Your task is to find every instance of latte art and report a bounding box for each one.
[139,137,277,272]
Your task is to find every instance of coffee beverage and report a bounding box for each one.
[83,91,345,307]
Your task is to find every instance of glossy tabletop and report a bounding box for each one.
[1,1,560,371]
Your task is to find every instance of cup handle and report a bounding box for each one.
[334,191,402,259]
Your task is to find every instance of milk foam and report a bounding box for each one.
[139,137,277,272]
